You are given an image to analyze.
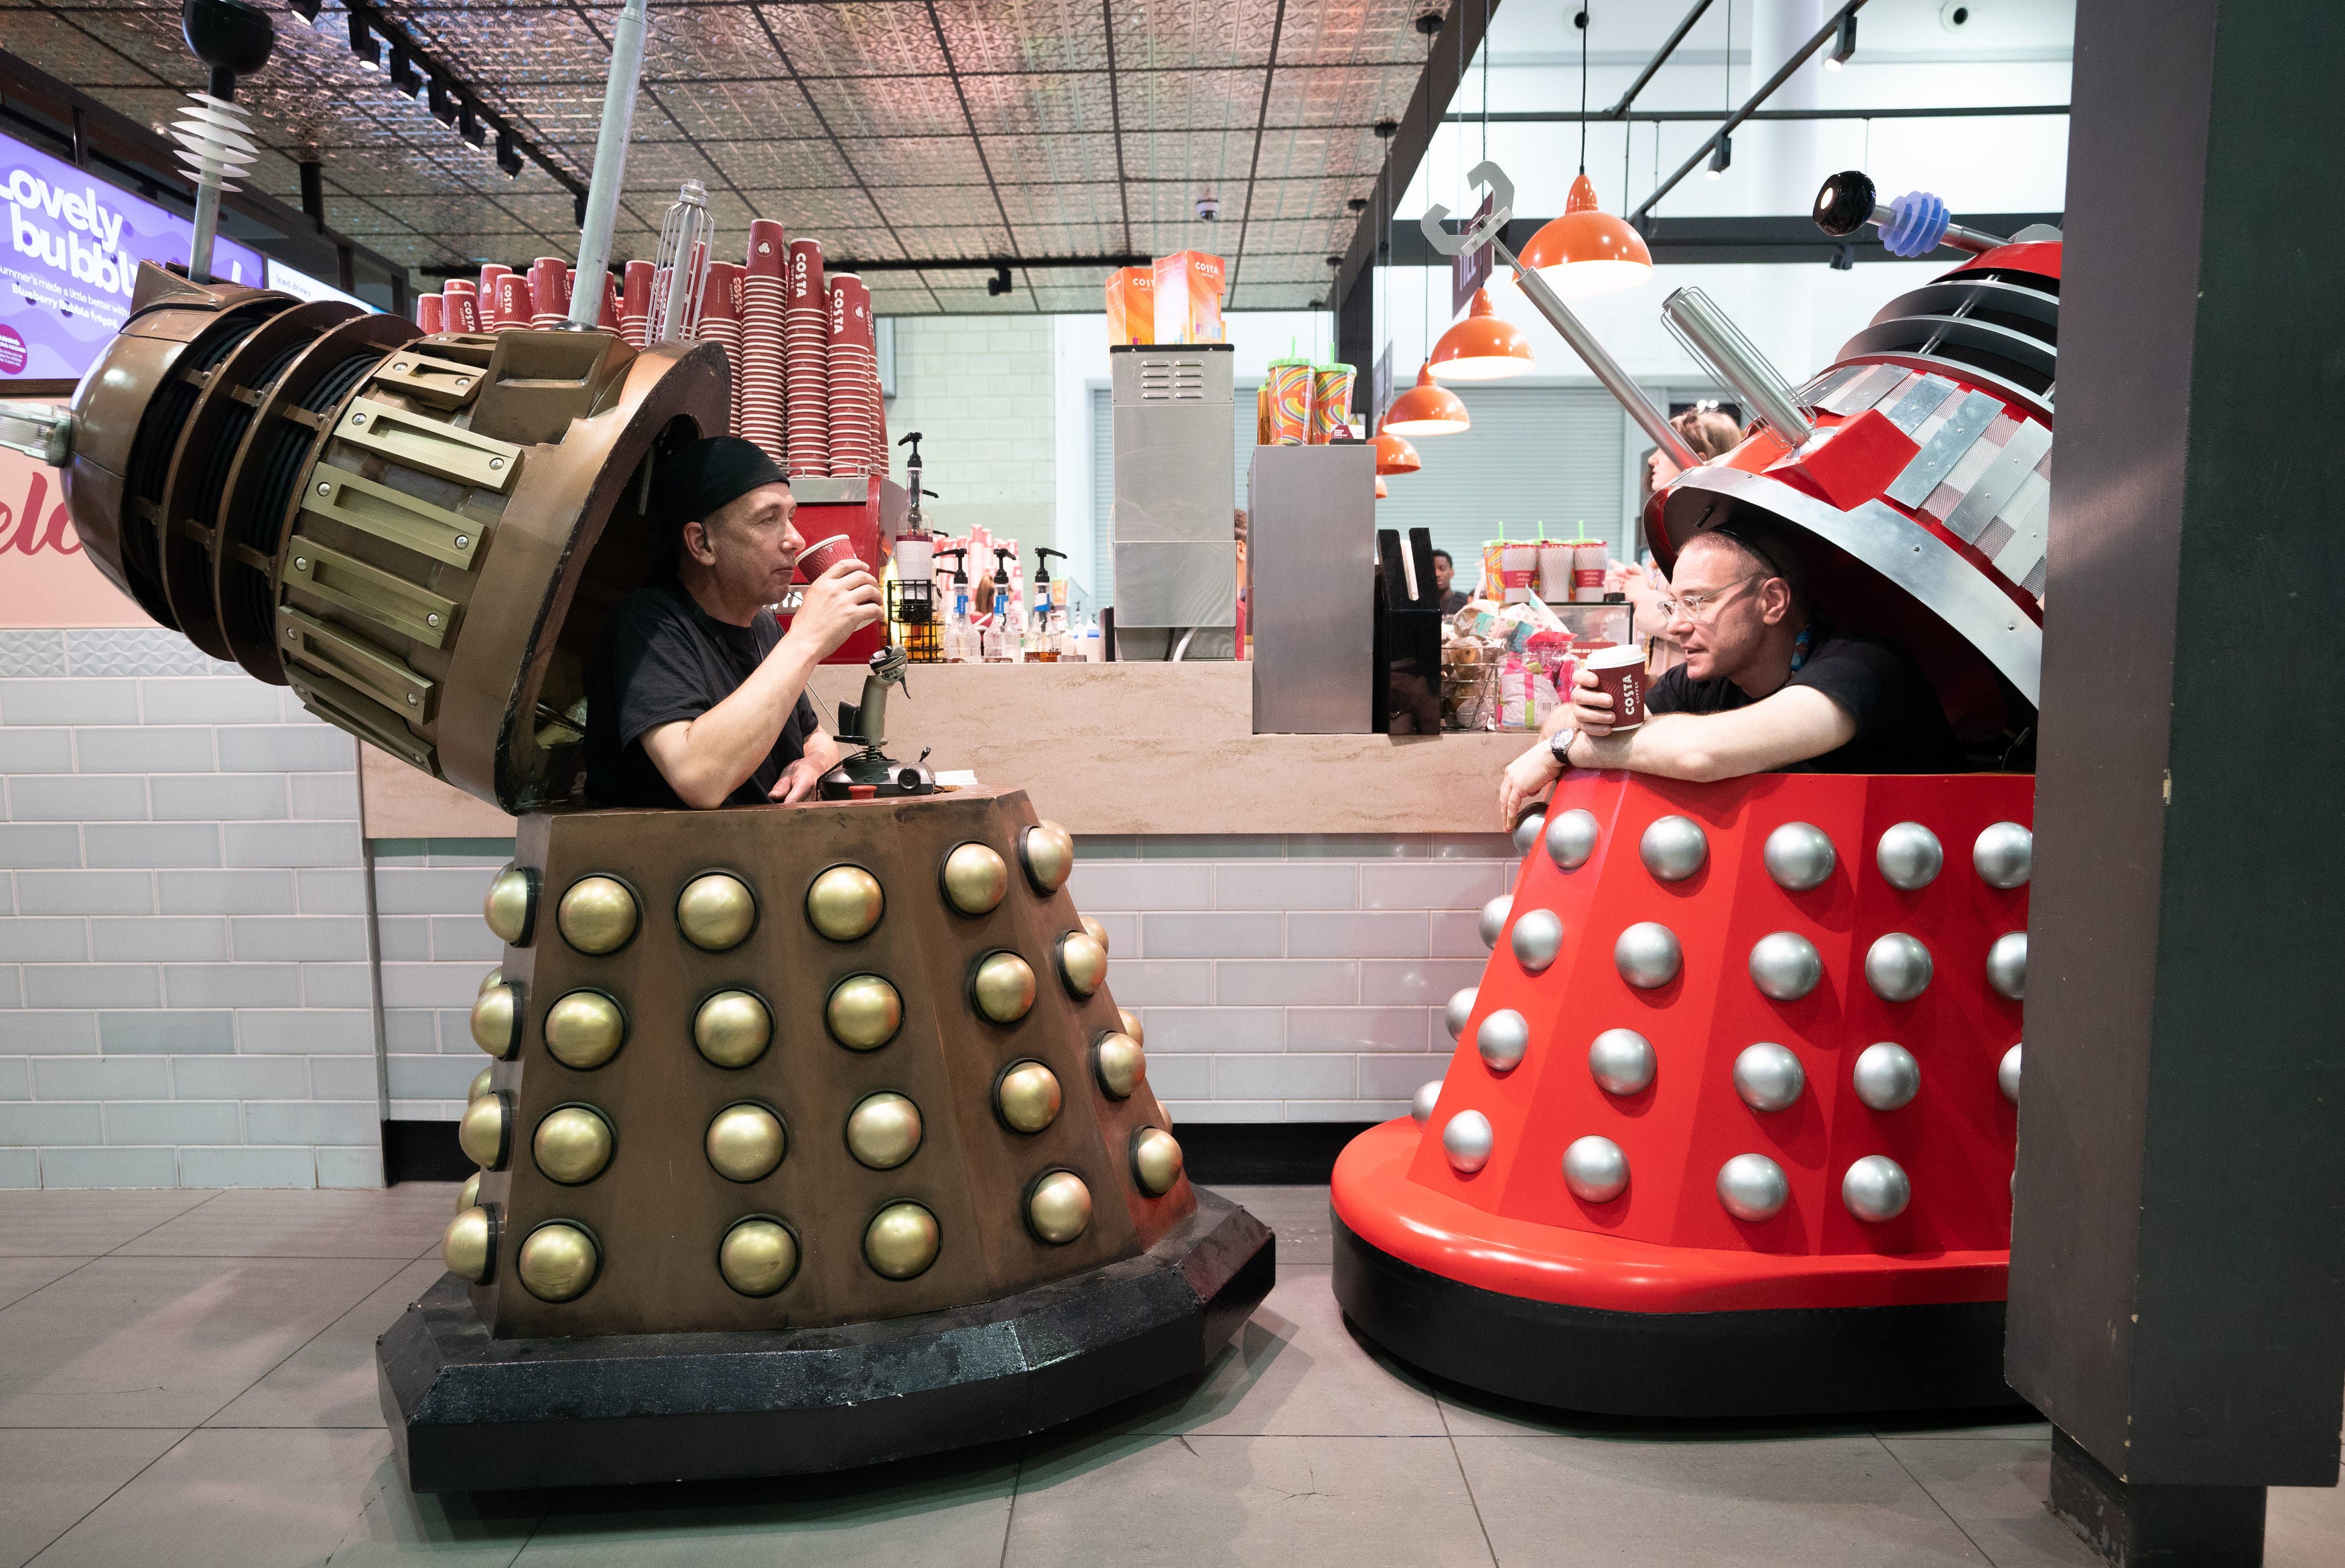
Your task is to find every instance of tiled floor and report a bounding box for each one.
[0,1184,2339,1568]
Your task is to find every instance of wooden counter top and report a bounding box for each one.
[357,661,1530,838]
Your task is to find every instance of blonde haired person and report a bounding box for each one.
[1610,407,1749,656]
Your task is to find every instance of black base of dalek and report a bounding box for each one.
[379,1190,1273,1492]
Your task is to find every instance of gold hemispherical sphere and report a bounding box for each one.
[972,950,1037,1023]
[995,1060,1063,1133]
[469,981,520,1059]
[864,1202,940,1280]
[1093,1031,1146,1099]
[533,1105,614,1186]
[1119,1007,1145,1048]
[517,1221,599,1302]
[478,965,504,995]
[1019,821,1075,894]
[442,1204,494,1282]
[483,866,537,945]
[457,1171,480,1211]
[706,1102,787,1182]
[676,871,757,952]
[544,989,627,1070]
[1057,930,1108,999]
[467,1066,493,1104]
[557,875,640,954]
[458,1092,509,1169]
[694,989,773,1068]
[1131,1126,1184,1196]
[1026,1170,1093,1246]
[806,865,884,942]
[825,974,903,1051]
[941,841,1010,916]
[719,1217,799,1297]
[846,1092,924,1169]
[1081,914,1110,954]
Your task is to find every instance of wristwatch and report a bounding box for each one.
[1547,726,1577,770]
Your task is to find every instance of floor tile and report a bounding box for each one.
[1078,1265,1446,1438]
[1883,1438,2100,1567]
[111,1187,455,1259]
[1433,1378,1875,1443]
[324,1452,553,1568]
[0,1427,184,1568]
[1871,1412,2055,1441]
[0,1254,402,1427]
[31,1427,392,1568]
[1207,1184,1334,1265]
[510,1448,1019,1567]
[1454,1432,1991,1567]
[1008,1431,1493,1567]
[0,1255,92,1310]
[0,1188,216,1257]
[208,1257,445,1428]
[2264,1455,2345,1568]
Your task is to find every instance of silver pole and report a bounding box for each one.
[1496,236,1701,472]
[570,0,651,328]
[190,183,222,284]
[1661,285,1814,447]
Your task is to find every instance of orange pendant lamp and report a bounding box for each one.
[1374,427,1422,476]
[1375,474,1389,499]
[1428,287,1534,382]
[1382,361,1471,436]
[1510,171,1654,299]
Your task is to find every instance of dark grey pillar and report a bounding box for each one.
[2009,0,2345,1561]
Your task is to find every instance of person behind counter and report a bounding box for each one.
[1432,549,1468,614]
[585,437,886,809]
[1497,518,1959,821]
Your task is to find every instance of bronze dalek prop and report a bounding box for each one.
[36,261,1272,1490]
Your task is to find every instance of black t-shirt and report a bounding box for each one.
[584,578,822,808]
[1644,628,1961,774]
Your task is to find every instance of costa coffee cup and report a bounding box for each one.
[1584,644,1648,731]
[796,533,858,581]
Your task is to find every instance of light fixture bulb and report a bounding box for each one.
[1502,171,1652,300]
[1706,133,1733,180]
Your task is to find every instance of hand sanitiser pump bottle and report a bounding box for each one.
[937,547,974,663]
[984,546,1017,662]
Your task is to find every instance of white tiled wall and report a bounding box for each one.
[886,315,1056,549]
[371,839,516,1123]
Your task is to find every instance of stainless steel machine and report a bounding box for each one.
[1108,343,1236,659]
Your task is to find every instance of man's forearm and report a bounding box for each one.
[652,634,822,805]
[1565,715,1705,780]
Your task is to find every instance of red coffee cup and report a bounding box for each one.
[1583,644,1648,731]
[795,532,858,581]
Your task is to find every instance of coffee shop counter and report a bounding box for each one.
[356,662,1532,838]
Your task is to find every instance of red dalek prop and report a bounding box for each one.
[1333,174,2056,1416]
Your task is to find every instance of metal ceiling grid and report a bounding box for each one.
[1116,66,1262,133]
[959,71,1117,135]
[1108,0,1285,72]
[659,79,825,145]
[803,73,969,139]
[933,0,1106,75]
[762,3,949,80]
[990,181,1121,232]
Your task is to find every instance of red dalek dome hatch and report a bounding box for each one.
[1331,175,2053,1417]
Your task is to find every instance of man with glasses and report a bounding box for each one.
[1498,520,1958,821]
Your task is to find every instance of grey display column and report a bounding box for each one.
[2009,1,2345,1563]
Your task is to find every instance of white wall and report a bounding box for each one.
[886,315,1057,553]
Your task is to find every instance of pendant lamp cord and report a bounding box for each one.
[1578,4,1589,173]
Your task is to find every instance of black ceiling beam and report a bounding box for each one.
[1450,102,2070,123]
[1381,212,2061,268]
[1606,0,1715,117]
[921,0,1037,309]
[1224,0,1288,301]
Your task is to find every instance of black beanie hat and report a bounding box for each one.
[655,436,789,536]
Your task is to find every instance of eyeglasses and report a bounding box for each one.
[1655,575,1761,624]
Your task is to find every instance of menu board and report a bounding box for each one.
[0,130,266,382]
[265,257,377,313]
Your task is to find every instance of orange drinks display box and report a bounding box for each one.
[1104,265,1154,345]
[1151,251,1225,345]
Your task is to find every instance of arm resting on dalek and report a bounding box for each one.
[1565,687,1856,783]
[639,634,830,808]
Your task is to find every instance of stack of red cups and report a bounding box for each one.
[478,263,511,316]
[783,236,830,476]
[441,279,479,332]
[824,274,880,477]
[528,258,569,330]
[491,272,533,332]
[697,262,747,442]
[738,219,789,466]
[597,274,622,332]
[416,294,444,334]
[620,259,655,348]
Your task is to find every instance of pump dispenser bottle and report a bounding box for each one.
[984,546,1016,662]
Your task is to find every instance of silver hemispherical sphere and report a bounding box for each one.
[1717,1153,1790,1222]
[1973,822,2033,889]
[1410,1079,1443,1127]
[1747,931,1823,1002]
[1763,822,1836,892]
[1639,814,1708,882]
[1852,1042,1922,1111]
[1876,822,1945,891]
[1613,921,1683,989]
[1842,1154,1912,1222]
[1510,908,1564,975]
[1865,932,1934,1002]
[1512,810,1546,857]
[1443,987,1477,1042]
[1999,1042,2022,1104]
[1545,808,1600,871]
[1443,1110,1494,1174]
[1477,894,1513,950]
[1562,1135,1629,1202]
[1587,1027,1656,1096]
[1477,1009,1530,1073]
[1731,1042,1806,1113]
[1987,931,2027,1000]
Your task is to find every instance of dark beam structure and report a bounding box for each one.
[1379,213,2062,269]
[2010,0,2345,1562]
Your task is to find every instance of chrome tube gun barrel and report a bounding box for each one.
[1661,287,1815,448]
[569,0,651,327]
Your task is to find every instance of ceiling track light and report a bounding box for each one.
[458,105,486,148]
[287,0,320,25]
[1706,132,1733,180]
[1826,13,1857,70]
[985,263,1013,297]
[427,77,458,126]
[389,46,422,97]
[495,129,522,178]
[348,12,382,71]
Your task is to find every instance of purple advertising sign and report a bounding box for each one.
[1,130,266,382]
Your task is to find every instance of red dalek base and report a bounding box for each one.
[1333,177,2054,1416]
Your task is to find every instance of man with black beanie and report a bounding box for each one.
[585,437,884,808]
